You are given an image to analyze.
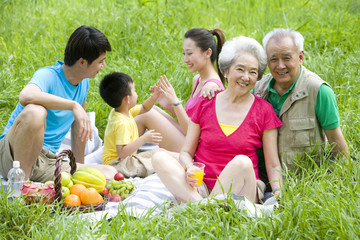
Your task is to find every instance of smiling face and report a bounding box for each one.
[86,52,107,79]
[225,52,259,96]
[266,36,304,86]
[182,38,211,73]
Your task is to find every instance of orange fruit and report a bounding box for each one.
[70,184,86,197]
[80,187,103,206]
[64,194,81,207]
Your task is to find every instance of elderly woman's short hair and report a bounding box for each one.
[262,28,304,54]
[218,36,267,80]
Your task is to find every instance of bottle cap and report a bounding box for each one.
[13,161,20,168]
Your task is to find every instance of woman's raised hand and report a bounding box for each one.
[158,75,179,105]
[154,75,180,114]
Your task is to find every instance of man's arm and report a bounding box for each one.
[20,84,81,111]
[19,83,92,143]
[71,101,90,163]
[324,127,349,158]
[316,84,349,158]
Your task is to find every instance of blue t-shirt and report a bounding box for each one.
[0,61,89,153]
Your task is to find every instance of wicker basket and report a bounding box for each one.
[54,149,107,212]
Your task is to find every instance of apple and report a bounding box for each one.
[44,180,54,186]
[102,187,109,195]
[61,186,70,198]
[66,180,73,189]
[109,193,122,202]
[61,171,72,186]
[114,172,125,181]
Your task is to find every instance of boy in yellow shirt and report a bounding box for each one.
[99,72,162,177]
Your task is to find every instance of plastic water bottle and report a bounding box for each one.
[7,161,25,198]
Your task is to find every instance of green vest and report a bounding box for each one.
[254,66,330,167]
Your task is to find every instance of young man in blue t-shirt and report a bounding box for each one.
[0,26,117,182]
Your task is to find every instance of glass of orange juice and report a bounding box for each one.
[189,162,205,186]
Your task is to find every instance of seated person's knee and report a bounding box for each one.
[22,104,47,124]
[230,155,253,171]
[152,151,168,169]
[102,165,118,179]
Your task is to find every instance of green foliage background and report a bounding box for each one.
[1,0,359,145]
[0,0,359,239]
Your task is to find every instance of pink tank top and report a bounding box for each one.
[185,76,224,116]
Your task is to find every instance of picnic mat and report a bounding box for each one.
[1,173,278,221]
[69,173,279,222]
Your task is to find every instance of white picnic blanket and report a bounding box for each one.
[71,173,279,222]
[9,112,278,221]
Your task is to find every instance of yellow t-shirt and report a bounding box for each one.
[102,105,142,164]
[219,123,238,136]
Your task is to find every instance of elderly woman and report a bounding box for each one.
[152,36,283,203]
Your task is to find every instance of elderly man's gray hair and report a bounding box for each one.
[262,28,304,54]
[218,36,267,80]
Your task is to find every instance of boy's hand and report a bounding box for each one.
[142,129,162,145]
[149,83,162,101]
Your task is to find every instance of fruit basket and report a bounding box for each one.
[54,149,107,212]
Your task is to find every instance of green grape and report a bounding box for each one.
[109,180,135,197]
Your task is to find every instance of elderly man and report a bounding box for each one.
[254,28,349,167]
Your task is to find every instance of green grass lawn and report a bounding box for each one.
[1,0,359,239]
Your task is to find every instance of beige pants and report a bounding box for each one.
[197,179,266,203]
[108,149,157,178]
[0,133,70,182]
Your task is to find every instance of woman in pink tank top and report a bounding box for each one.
[153,36,283,204]
[135,28,225,152]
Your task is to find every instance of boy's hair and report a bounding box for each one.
[64,25,112,66]
[99,72,133,108]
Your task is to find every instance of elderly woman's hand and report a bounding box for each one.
[185,165,199,187]
[201,88,222,99]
